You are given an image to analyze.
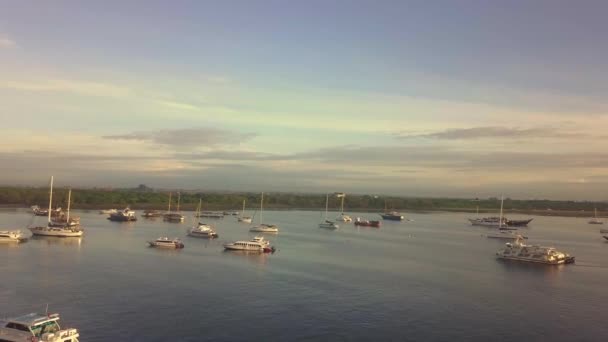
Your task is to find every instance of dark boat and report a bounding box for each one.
[505,218,533,227]
[108,208,138,222]
[380,211,405,221]
[603,235,608,241]
[354,218,381,227]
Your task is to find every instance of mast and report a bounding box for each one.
[499,195,504,228]
[340,194,345,214]
[66,188,71,222]
[47,176,54,224]
[242,199,246,217]
[177,192,181,212]
[325,193,329,220]
[168,192,172,213]
[260,192,264,224]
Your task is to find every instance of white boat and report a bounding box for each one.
[588,208,604,225]
[486,231,527,240]
[148,237,184,249]
[334,192,352,222]
[250,192,279,233]
[0,230,27,243]
[49,189,80,228]
[0,312,80,342]
[496,237,575,265]
[163,192,185,222]
[29,177,84,238]
[188,199,219,238]
[319,194,339,229]
[238,199,252,223]
[99,209,118,215]
[224,236,274,252]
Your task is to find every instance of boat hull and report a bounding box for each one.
[148,242,184,249]
[496,255,566,265]
[29,227,83,237]
[319,223,339,229]
[188,231,219,239]
[381,214,404,221]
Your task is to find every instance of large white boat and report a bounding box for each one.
[0,312,80,342]
[249,192,279,233]
[29,177,84,238]
[0,230,27,243]
[237,199,253,223]
[148,237,185,249]
[496,237,575,265]
[319,194,339,229]
[224,236,275,252]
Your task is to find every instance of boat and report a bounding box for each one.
[237,199,252,223]
[588,208,604,225]
[31,205,49,216]
[163,192,185,222]
[496,237,575,265]
[603,235,608,241]
[197,211,224,219]
[223,236,275,253]
[29,177,84,238]
[319,194,339,229]
[505,218,533,227]
[486,231,527,240]
[223,211,239,216]
[354,217,381,227]
[469,196,508,228]
[48,189,80,228]
[148,237,184,249]
[99,209,118,215]
[0,230,27,243]
[141,209,162,218]
[334,193,352,222]
[108,207,137,222]
[0,312,80,342]
[188,199,219,238]
[380,211,405,221]
[250,192,279,233]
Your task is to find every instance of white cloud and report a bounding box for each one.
[0,79,131,97]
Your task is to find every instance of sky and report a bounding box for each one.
[1,0,608,200]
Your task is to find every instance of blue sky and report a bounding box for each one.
[1,1,607,199]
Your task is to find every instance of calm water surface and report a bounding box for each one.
[1,209,607,341]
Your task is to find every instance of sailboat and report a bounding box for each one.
[188,199,219,238]
[238,199,253,223]
[29,177,84,237]
[589,208,604,225]
[163,192,185,222]
[49,189,80,227]
[468,196,510,228]
[335,192,352,222]
[250,192,279,233]
[319,194,339,229]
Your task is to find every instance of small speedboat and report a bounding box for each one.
[148,237,184,249]
[188,223,219,239]
[319,220,339,229]
[354,218,381,227]
[250,224,279,233]
[0,312,80,342]
[0,230,27,243]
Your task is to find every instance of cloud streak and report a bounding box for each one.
[103,127,257,149]
[396,126,586,140]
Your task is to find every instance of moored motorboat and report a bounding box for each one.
[141,210,162,218]
[0,230,27,243]
[148,237,184,249]
[108,207,137,222]
[354,217,381,227]
[224,237,275,253]
[31,205,49,216]
[380,211,405,221]
[496,237,574,265]
[0,312,80,342]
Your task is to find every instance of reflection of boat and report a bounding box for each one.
[0,312,80,342]
[319,194,339,229]
[238,200,252,223]
[486,231,527,240]
[99,209,118,215]
[163,192,185,222]
[0,230,27,243]
[224,236,275,253]
[589,208,604,225]
[354,218,381,228]
[188,199,219,238]
[496,237,574,265]
[141,210,162,218]
[108,207,137,222]
[250,192,279,233]
[148,237,184,249]
[30,177,84,238]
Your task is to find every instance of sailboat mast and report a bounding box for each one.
[168,192,172,212]
[325,193,329,220]
[67,189,71,222]
[499,195,504,228]
[242,199,246,217]
[340,195,345,214]
[177,192,181,212]
[47,176,54,224]
[260,192,264,224]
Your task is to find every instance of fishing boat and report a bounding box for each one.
[354,217,381,228]
[148,237,184,249]
[319,194,339,229]
[29,177,84,238]
[188,199,219,238]
[588,208,604,225]
[250,192,279,233]
[0,311,80,342]
[99,209,118,215]
[224,236,275,253]
[163,192,185,222]
[0,230,27,243]
[237,199,253,223]
[108,207,137,222]
[334,192,352,222]
[496,237,575,265]
[141,209,162,218]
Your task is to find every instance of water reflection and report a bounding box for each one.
[31,236,83,248]
[222,250,270,265]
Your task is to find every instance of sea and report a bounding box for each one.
[1,209,607,341]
